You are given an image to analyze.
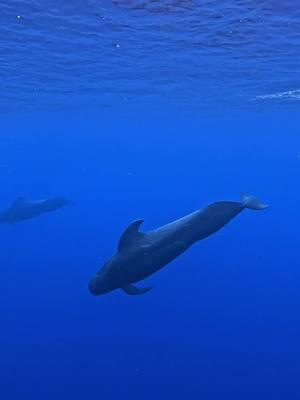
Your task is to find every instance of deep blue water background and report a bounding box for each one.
[1,1,300,399]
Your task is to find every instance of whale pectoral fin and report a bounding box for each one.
[122,284,153,295]
[118,219,145,252]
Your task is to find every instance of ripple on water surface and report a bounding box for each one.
[1,0,300,111]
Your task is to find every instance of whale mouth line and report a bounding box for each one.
[88,279,99,295]
[88,275,115,296]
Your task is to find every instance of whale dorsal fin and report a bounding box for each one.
[118,219,144,252]
[12,197,26,208]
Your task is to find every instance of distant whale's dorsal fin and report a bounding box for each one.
[122,284,153,295]
[12,197,27,208]
[118,219,144,252]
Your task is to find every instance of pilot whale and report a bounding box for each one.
[0,197,72,223]
[88,193,268,296]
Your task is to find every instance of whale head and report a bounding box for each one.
[88,257,122,296]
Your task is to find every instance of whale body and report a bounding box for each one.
[88,193,268,296]
[0,197,71,223]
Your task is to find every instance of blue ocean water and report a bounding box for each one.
[1,1,300,399]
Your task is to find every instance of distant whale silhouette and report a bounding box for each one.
[0,197,72,223]
[89,194,268,296]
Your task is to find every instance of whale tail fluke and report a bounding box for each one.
[241,193,268,210]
